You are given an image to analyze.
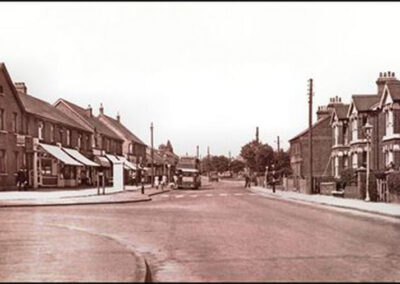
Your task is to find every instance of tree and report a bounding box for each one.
[240,140,274,173]
[230,159,245,174]
[273,150,292,177]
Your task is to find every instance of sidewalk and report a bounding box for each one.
[250,185,400,219]
[0,184,172,207]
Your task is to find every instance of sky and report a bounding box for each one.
[1,2,400,158]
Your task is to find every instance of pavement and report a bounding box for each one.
[0,184,172,207]
[249,184,400,219]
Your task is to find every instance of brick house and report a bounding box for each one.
[0,63,26,190]
[330,103,350,178]
[54,99,124,185]
[288,99,335,193]
[15,83,96,189]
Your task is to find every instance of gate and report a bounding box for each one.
[376,178,389,202]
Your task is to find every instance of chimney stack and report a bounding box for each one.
[99,103,104,115]
[14,82,27,94]
[85,104,92,118]
[376,71,397,97]
[116,112,120,122]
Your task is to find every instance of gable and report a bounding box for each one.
[0,63,25,113]
[380,85,393,108]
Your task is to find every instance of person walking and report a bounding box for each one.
[16,168,26,191]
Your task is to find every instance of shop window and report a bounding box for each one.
[41,158,53,175]
[0,150,6,173]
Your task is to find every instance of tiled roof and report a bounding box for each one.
[99,114,146,146]
[333,104,349,120]
[352,94,380,112]
[386,80,400,101]
[289,115,330,142]
[18,92,92,132]
[57,99,121,140]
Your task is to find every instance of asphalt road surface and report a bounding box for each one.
[1,179,400,282]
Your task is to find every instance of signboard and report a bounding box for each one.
[16,134,26,147]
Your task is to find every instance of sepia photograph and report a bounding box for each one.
[0,1,399,282]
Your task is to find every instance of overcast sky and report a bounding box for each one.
[1,2,400,157]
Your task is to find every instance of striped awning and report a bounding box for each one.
[39,143,83,166]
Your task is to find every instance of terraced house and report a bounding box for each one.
[54,99,124,185]
[15,82,97,189]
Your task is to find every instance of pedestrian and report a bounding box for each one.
[16,169,24,191]
[154,175,159,189]
[161,175,167,190]
[264,166,269,188]
[173,174,178,189]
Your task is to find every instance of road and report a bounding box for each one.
[1,179,400,282]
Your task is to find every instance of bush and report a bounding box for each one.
[387,172,400,194]
[336,168,356,190]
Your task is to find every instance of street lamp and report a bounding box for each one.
[363,122,373,202]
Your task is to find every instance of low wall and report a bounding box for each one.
[320,182,335,195]
[344,185,359,199]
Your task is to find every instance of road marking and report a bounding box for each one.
[234,193,243,196]
[161,195,169,197]
[190,195,198,198]
[175,194,185,198]
[248,193,256,196]
[219,193,228,196]
[206,194,213,197]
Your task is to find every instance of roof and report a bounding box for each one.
[289,115,330,142]
[98,114,146,146]
[385,80,400,101]
[0,63,26,112]
[18,92,92,132]
[55,99,121,140]
[352,94,380,112]
[333,104,350,120]
[146,148,164,164]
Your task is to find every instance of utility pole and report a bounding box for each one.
[277,136,280,152]
[151,122,154,187]
[256,126,259,143]
[308,78,313,194]
[196,145,199,159]
[207,146,210,176]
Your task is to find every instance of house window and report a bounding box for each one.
[385,109,394,136]
[343,124,348,145]
[334,125,339,145]
[59,129,63,143]
[0,109,4,130]
[0,150,6,173]
[78,134,82,149]
[38,121,44,140]
[344,156,348,168]
[352,153,358,169]
[50,124,54,142]
[386,150,394,166]
[86,135,90,151]
[12,112,17,133]
[66,129,71,146]
[334,156,339,178]
[352,118,358,141]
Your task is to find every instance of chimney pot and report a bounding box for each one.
[14,82,27,94]
[384,72,387,77]
[380,72,383,77]
[116,112,120,122]
[99,103,104,115]
[85,104,92,118]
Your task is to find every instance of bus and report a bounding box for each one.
[176,156,201,189]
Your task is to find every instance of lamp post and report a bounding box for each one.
[150,122,154,187]
[363,122,373,202]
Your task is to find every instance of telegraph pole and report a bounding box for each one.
[277,136,280,152]
[256,126,259,143]
[196,145,199,159]
[308,79,313,194]
[151,122,154,187]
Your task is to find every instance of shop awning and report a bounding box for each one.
[94,156,111,168]
[177,168,199,173]
[62,148,99,167]
[105,154,120,163]
[39,143,83,166]
[117,156,137,171]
